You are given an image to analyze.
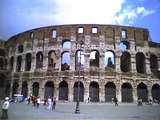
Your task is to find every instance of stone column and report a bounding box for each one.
[54,82,59,100]
[100,53,105,70]
[84,82,90,102]
[28,81,32,96]
[31,52,36,72]
[146,56,151,74]
[21,54,25,72]
[99,83,105,102]
[39,82,44,99]
[133,84,138,102]
[115,53,121,73]
[70,51,75,71]
[43,50,48,71]
[68,81,73,101]
[116,81,121,102]
[84,52,90,70]
[131,52,137,73]
[18,77,22,95]
[148,84,152,100]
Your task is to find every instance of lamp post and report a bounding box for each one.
[75,40,84,114]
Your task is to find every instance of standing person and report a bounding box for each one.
[27,96,31,104]
[37,96,41,108]
[114,97,118,106]
[48,97,52,110]
[52,97,56,110]
[1,97,10,119]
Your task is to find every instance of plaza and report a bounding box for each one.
[1,101,160,120]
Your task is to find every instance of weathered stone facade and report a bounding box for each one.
[2,24,160,102]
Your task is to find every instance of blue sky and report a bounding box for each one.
[0,0,160,43]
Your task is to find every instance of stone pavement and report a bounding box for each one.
[1,101,160,120]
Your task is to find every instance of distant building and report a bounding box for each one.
[1,24,160,102]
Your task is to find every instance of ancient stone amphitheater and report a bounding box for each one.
[0,24,160,102]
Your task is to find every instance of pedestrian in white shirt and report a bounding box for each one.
[48,97,52,110]
[37,96,41,108]
[1,97,10,119]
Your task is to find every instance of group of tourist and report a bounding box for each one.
[27,95,57,110]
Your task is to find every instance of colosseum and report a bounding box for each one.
[0,24,160,103]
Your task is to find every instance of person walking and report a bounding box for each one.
[47,97,52,110]
[1,97,10,119]
[114,97,118,106]
[52,97,56,110]
[37,96,41,108]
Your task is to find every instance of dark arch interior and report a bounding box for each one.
[36,52,43,68]
[25,53,32,71]
[136,53,146,73]
[73,81,84,102]
[21,81,28,98]
[137,83,148,102]
[105,82,116,102]
[152,84,160,101]
[12,82,19,97]
[89,82,99,102]
[120,52,131,72]
[150,55,158,72]
[32,82,39,97]
[59,81,68,100]
[44,81,54,98]
[121,83,133,102]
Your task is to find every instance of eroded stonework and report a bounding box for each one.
[1,24,160,102]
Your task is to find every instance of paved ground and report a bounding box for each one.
[0,101,160,120]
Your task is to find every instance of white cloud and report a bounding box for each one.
[137,7,155,17]
[113,6,156,25]
[23,0,156,26]
[53,0,125,24]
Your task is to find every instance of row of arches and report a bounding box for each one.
[10,50,159,73]
[12,81,160,102]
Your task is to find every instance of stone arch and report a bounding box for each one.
[73,81,84,102]
[17,56,22,72]
[25,53,32,71]
[136,52,146,73]
[36,51,43,69]
[18,44,24,53]
[59,80,68,100]
[150,54,158,72]
[151,84,160,101]
[121,82,133,102]
[104,50,115,69]
[21,81,28,98]
[89,50,100,67]
[32,82,39,97]
[48,50,57,68]
[105,82,116,102]
[44,81,54,98]
[137,82,148,102]
[12,82,19,97]
[89,81,99,102]
[75,50,85,70]
[120,51,131,72]
[61,51,70,71]
[119,41,130,50]
[62,39,71,49]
